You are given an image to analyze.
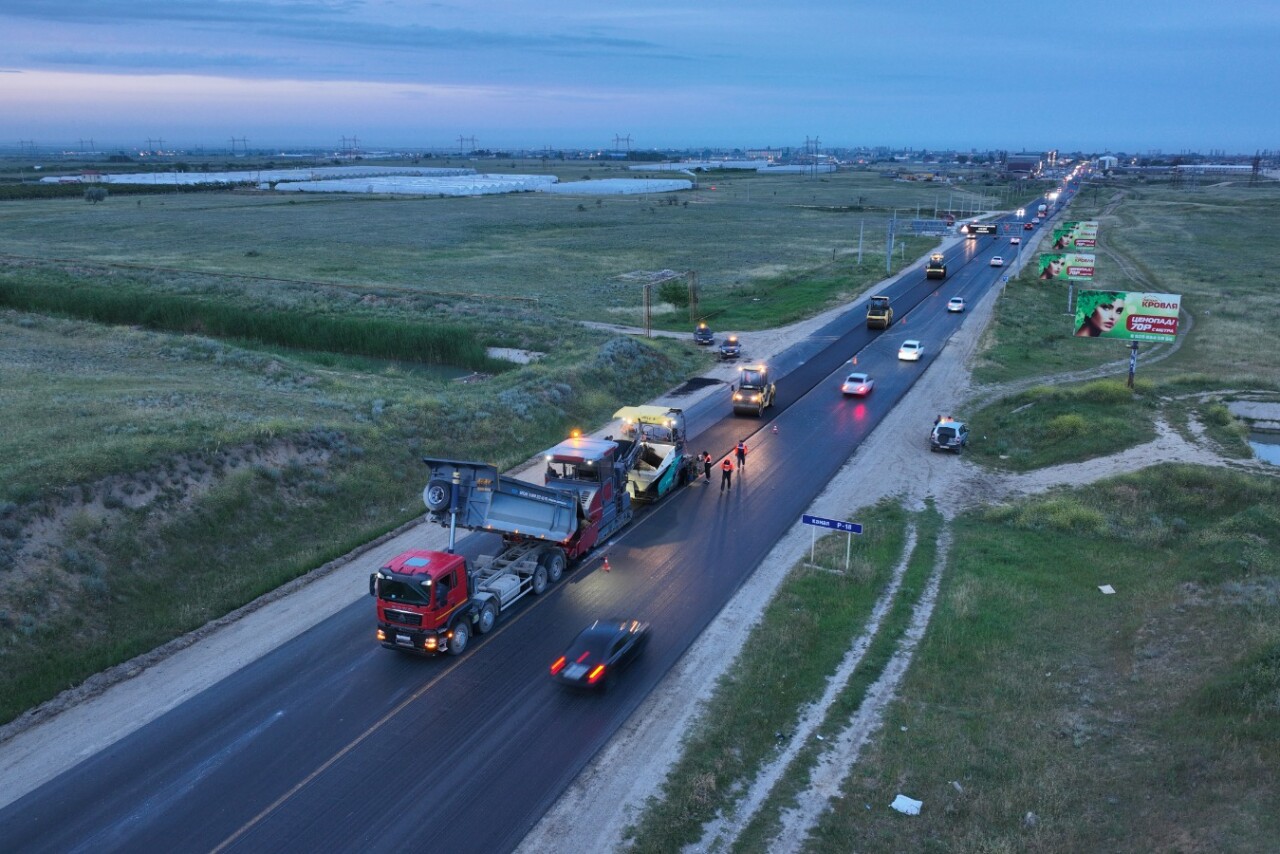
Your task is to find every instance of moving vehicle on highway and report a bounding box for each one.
[925,253,947,280]
[1010,236,1021,245]
[841,372,874,396]
[732,363,776,416]
[898,340,924,361]
[1024,222,1035,231]
[990,256,1005,267]
[866,295,894,329]
[946,297,966,313]
[372,435,651,656]
[550,618,650,690]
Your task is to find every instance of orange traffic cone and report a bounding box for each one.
[602,557,611,572]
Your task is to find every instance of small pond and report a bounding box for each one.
[1247,432,1280,466]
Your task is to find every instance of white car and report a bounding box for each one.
[898,340,924,361]
[1010,236,1021,245]
[841,372,874,396]
[947,297,966,313]
[990,256,1005,267]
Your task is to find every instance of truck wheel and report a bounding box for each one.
[477,602,498,634]
[424,479,452,512]
[532,565,549,595]
[448,621,470,656]
[540,550,567,584]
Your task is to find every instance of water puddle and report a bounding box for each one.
[1247,432,1280,466]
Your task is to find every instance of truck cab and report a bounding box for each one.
[372,549,477,655]
[925,253,947,280]
[732,364,776,416]
[866,295,894,329]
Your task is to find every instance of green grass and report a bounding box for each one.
[731,504,943,853]
[815,465,1280,852]
[623,500,909,853]
[965,378,1160,471]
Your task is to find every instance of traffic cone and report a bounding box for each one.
[603,556,611,572]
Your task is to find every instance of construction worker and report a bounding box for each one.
[720,457,734,492]
[701,450,713,482]
[735,440,747,469]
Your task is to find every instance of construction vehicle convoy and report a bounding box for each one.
[372,437,636,655]
[612,405,698,502]
[371,421,695,656]
[925,253,947,280]
[732,363,776,417]
[866,295,894,329]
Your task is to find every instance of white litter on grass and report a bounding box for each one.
[1098,584,1116,594]
[890,794,922,815]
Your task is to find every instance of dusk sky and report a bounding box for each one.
[2,1,1277,154]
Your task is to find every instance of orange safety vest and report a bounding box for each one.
[721,458,733,472]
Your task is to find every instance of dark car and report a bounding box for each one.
[550,618,650,689]
[929,418,969,453]
[1023,222,1035,231]
[693,322,714,345]
[718,334,742,361]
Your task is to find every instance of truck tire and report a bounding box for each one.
[423,479,452,512]
[477,602,498,635]
[540,549,567,584]
[532,565,549,595]
[448,621,470,656]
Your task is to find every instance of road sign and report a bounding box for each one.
[802,514,863,534]
[802,514,863,569]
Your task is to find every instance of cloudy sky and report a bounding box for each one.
[2,0,1276,154]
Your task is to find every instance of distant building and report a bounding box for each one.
[1097,155,1119,170]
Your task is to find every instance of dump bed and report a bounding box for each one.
[422,457,578,542]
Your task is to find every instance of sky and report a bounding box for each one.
[2,0,1277,155]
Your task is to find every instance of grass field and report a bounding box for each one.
[818,466,1280,852]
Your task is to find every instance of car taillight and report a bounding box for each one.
[587,664,607,684]
[550,656,566,675]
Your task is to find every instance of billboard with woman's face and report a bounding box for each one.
[1038,252,1095,281]
[1073,290,1181,342]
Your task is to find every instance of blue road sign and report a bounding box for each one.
[801,514,863,534]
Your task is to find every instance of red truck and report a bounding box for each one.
[371,433,643,655]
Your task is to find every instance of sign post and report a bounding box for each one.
[801,513,864,571]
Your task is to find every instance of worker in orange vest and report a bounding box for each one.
[735,440,748,469]
[720,457,734,492]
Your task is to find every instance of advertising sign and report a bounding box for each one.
[1038,252,1095,281]
[1052,220,1099,249]
[1073,290,1181,342]
[962,222,998,235]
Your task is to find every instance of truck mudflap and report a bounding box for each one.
[422,457,578,542]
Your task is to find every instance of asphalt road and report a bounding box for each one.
[0,200,1057,854]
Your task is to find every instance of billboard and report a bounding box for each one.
[1052,220,1099,249]
[1073,290,1181,342]
[1038,252,1095,281]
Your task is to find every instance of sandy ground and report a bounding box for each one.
[1,238,1271,849]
